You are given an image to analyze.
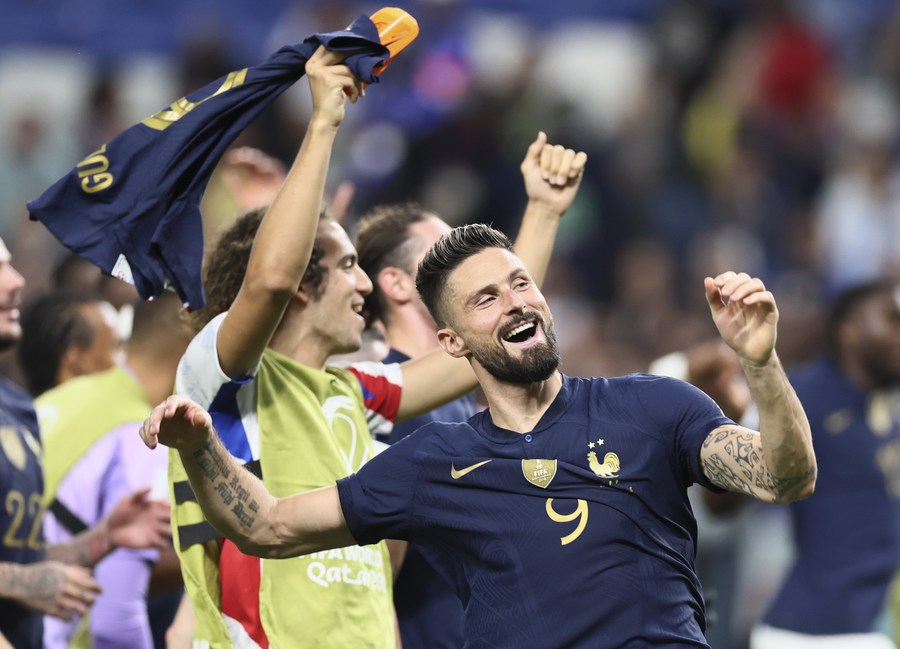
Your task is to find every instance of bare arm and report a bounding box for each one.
[141,395,355,558]
[513,131,587,286]
[164,592,195,649]
[44,526,110,567]
[0,560,99,620]
[45,488,170,567]
[396,349,475,421]
[385,538,407,581]
[383,538,406,648]
[0,490,166,619]
[396,133,587,420]
[216,46,362,378]
[699,272,816,504]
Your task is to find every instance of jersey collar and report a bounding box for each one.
[476,374,575,444]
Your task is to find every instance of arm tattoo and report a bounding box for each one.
[191,446,259,530]
[194,445,231,482]
[702,427,815,502]
[45,526,108,567]
[0,562,59,601]
[26,564,62,600]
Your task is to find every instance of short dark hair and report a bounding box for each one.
[825,279,898,356]
[192,205,334,330]
[17,290,101,396]
[355,202,437,326]
[416,223,512,328]
[52,253,101,293]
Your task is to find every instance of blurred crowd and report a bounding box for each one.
[2,0,900,377]
[1,1,900,647]
[2,0,900,380]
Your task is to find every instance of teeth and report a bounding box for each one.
[352,305,362,313]
[504,322,535,340]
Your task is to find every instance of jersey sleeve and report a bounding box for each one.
[344,361,403,440]
[336,428,424,546]
[175,312,259,408]
[175,312,259,462]
[637,374,734,490]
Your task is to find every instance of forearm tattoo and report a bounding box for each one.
[45,527,105,567]
[191,445,261,531]
[702,427,814,502]
[195,445,231,482]
[0,561,63,605]
[0,561,59,602]
[23,564,62,601]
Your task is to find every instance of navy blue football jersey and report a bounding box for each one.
[339,374,733,649]
[28,16,390,309]
[0,377,45,648]
[763,358,900,634]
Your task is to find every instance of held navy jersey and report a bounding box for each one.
[763,358,900,634]
[0,377,45,649]
[338,374,734,649]
[27,16,389,309]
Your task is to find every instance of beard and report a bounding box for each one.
[860,348,900,387]
[469,318,560,384]
[0,328,19,353]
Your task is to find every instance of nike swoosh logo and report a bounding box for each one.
[451,459,492,480]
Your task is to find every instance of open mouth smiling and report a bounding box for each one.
[0,305,20,321]
[502,320,538,344]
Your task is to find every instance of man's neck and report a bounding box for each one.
[479,370,564,433]
[269,327,330,370]
[127,354,178,406]
[268,305,332,369]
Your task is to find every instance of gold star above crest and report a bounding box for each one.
[588,441,595,449]
[597,438,605,447]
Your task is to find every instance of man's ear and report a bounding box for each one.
[437,327,469,359]
[377,267,416,305]
[838,318,859,350]
[56,345,79,383]
[56,342,88,386]
[294,282,313,308]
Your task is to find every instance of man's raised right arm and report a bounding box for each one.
[394,134,587,421]
[141,395,354,558]
[215,47,362,378]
